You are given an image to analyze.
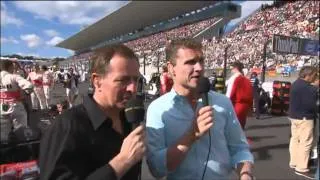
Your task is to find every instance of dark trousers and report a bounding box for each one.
[253,90,260,118]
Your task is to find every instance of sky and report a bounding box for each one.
[0,1,273,59]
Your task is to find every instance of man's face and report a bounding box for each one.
[169,47,204,90]
[94,54,140,109]
[230,66,238,74]
[57,104,63,112]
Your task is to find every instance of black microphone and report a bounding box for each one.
[125,96,145,128]
[197,76,211,106]
[197,77,212,180]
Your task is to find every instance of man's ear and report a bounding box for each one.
[167,61,175,77]
[91,73,101,90]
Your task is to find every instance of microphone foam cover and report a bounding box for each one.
[125,97,145,124]
[197,76,211,94]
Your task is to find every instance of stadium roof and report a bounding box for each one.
[57,1,217,51]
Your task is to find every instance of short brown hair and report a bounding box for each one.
[299,66,317,79]
[162,65,168,72]
[231,61,244,73]
[90,44,138,76]
[165,38,202,65]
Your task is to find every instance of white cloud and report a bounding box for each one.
[17,52,40,57]
[14,1,129,25]
[20,34,42,48]
[229,1,274,26]
[1,37,19,44]
[1,2,24,26]
[44,29,60,37]
[46,36,64,46]
[67,50,74,55]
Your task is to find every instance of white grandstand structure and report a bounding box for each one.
[56,1,241,76]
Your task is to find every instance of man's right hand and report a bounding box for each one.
[109,125,145,179]
[119,125,146,166]
[192,106,214,140]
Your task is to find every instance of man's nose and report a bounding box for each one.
[194,61,204,72]
[126,79,137,93]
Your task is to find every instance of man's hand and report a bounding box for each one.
[119,125,146,166]
[240,173,254,180]
[166,106,214,171]
[109,125,145,179]
[192,106,214,139]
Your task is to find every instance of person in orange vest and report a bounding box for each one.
[0,60,33,142]
[226,61,253,129]
[27,64,46,110]
[160,65,173,95]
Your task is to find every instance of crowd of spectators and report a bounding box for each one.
[124,17,219,52]
[67,0,319,74]
[202,0,319,71]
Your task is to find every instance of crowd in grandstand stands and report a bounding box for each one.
[125,17,219,52]
[202,0,319,70]
[67,1,319,74]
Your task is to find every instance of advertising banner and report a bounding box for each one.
[272,34,319,56]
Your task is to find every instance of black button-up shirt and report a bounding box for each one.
[39,95,141,180]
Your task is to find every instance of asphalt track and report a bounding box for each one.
[28,74,316,180]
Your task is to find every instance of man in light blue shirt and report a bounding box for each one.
[146,39,254,180]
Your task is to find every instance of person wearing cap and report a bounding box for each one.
[226,61,253,129]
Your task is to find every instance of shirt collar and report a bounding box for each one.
[83,94,112,130]
[169,88,202,106]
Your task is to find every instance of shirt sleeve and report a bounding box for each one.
[39,116,117,180]
[224,98,254,167]
[145,102,168,178]
[13,74,33,90]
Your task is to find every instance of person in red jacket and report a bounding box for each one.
[160,65,173,95]
[226,61,253,129]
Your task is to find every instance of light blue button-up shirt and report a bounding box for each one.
[146,89,254,179]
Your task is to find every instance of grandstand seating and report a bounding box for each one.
[65,1,319,75]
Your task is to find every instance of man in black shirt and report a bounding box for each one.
[39,44,145,180]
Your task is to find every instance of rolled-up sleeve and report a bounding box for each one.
[146,102,168,178]
[224,99,254,167]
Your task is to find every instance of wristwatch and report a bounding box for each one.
[240,171,255,180]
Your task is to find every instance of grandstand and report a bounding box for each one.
[202,0,319,72]
[57,1,319,78]
[57,1,241,76]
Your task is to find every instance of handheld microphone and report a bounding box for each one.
[197,77,211,106]
[197,76,212,180]
[124,96,145,129]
